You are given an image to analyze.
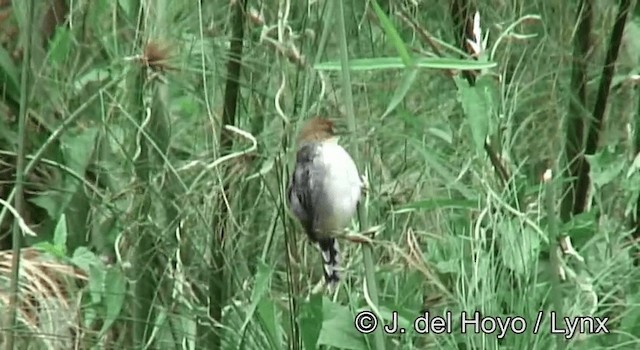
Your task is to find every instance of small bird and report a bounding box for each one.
[287,117,362,288]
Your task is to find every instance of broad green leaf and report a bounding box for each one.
[88,262,105,304]
[71,246,102,273]
[73,247,107,328]
[257,297,282,350]
[455,75,494,156]
[560,211,597,242]
[31,128,99,222]
[29,193,60,220]
[118,0,133,18]
[83,309,98,334]
[300,294,323,350]
[239,260,273,335]
[499,219,541,275]
[53,213,68,254]
[585,147,626,188]
[370,0,413,66]
[48,27,73,66]
[54,128,99,226]
[62,128,99,174]
[32,242,66,259]
[315,57,497,71]
[99,267,127,336]
[317,298,368,349]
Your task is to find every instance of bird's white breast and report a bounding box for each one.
[313,142,361,233]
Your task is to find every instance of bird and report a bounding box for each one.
[287,117,362,288]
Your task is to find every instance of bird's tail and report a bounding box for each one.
[317,237,340,286]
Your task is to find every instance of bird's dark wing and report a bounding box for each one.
[287,144,318,240]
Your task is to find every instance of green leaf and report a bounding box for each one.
[30,128,99,222]
[62,128,99,174]
[381,68,418,119]
[83,304,98,330]
[257,297,282,349]
[29,193,60,220]
[315,57,497,71]
[32,242,66,259]
[239,260,273,336]
[455,75,495,156]
[560,211,597,242]
[57,128,99,224]
[317,298,367,349]
[48,27,73,66]
[118,0,133,17]
[370,0,412,66]
[71,246,102,273]
[99,267,126,336]
[499,219,541,275]
[72,246,106,328]
[53,213,68,254]
[300,294,323,350]
[585,147,626,188]
[88,262,105,304]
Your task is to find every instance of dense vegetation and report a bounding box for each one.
[1,0,640,349]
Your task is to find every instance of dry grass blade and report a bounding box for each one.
[0,248,87,348]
